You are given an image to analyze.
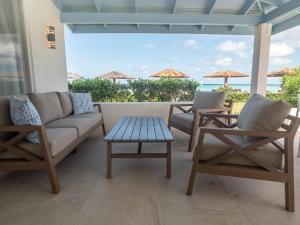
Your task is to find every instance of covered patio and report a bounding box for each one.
[1,129,300,225]
[1,0,300,225]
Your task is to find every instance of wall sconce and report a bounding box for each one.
[46,26,56,49]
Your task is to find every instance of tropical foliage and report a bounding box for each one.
[69,68,300,106]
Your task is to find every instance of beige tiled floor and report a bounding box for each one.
[1,129,300,225]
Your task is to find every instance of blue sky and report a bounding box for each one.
[65,25,300,84]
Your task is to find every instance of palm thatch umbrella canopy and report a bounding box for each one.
[67,72,84,81]
[151,68,189,78]
[267,67,293,77]
[97,71,135,83]
[204,70,248,87]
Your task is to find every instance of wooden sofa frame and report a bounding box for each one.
[186,112,300,212]
[168,100,233,152]
[0,103,106,194]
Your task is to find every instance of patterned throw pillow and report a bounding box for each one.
[70,93,94,115]
[9,96,42,143]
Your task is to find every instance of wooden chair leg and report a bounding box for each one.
[46,163,60,194]
[285,181,295,211]
[186,164,197,195]
[102,123,106,136]
[188,135,193,152]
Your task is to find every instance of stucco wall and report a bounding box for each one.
[100,102,191,130]
[22,0,68,92]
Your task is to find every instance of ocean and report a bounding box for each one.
[198,84,281,92]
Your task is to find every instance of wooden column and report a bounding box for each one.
[250,23,272,96]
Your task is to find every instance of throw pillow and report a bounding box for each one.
[70,93,94,115]
[9,96,42,143]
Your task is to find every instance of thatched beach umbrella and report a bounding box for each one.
[151,68,189,78]
[67,72,84,81]
[267,67,293,77]
[97,71,135,83]
[204,70,248,87]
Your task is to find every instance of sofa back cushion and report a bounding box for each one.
[237,94,291,142]
[57,92,73,116]
[28,92,63,124]
[192,91,226,111]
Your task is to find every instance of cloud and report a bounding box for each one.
[145,43,156,48]
[269,42,294,57]
[184,39,200,49]
[272,26,300,48]
[215,56,232,66]
[217,40,247,58]
[271,57,292,65]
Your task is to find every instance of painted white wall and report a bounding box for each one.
[22,0,68,92]
[100,102,191,130]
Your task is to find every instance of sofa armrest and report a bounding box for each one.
[93,103,103,113]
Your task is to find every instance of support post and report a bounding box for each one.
[250,23,272,96]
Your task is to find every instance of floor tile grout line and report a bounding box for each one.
[216,175,254,225]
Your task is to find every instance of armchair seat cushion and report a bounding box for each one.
[46,113,102,137]
[171,113,194,130]
[199,133,283,169]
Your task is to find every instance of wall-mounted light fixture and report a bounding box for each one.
[46,26,56,49]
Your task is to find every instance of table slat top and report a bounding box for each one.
[104,116,174,142]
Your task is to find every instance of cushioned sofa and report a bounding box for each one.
[0,92,106,193]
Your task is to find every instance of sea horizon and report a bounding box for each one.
[199,83,281,92]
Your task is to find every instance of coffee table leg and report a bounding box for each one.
[166,141,171,178]
[107,142,112,179]
[138,142,142,154]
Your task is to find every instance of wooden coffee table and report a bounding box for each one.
[104,116,174,178]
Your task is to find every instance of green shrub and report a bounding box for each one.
[69,78,198,102]
[282,67,300,106]
[69,77,293,104]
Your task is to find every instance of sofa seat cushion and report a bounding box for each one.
[57,92,73,116]
[46,114,102,137]
[198,133,283,169]
[0,128,78,159]
[70,112,103,121]
[29,92,64,124]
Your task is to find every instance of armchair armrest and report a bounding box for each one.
[194,107,229,114]
[199,127,289,138]
[201,113,238,119]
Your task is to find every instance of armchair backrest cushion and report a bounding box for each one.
[237,94,292,142]
[57,92,73,117]
[28,92,63,124]
[192,91,226,111]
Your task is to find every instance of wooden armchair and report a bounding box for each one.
[186,104,300,211]
[168,98,233,152]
